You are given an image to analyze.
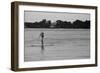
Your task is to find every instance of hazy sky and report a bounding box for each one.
[24,11,90,23]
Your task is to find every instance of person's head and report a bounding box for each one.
[41,32,44,34]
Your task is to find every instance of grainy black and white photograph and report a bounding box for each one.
[24,11,90,62]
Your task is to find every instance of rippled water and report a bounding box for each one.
[24,28,90,62]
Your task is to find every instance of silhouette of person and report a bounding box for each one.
[40,32,44,51]
[40,32,44,39]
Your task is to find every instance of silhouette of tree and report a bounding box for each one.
[73,20,90,28]
[24,19,90,29]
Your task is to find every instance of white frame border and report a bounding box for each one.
[18,5,96,68]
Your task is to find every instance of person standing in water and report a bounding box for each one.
[40,32,44,51]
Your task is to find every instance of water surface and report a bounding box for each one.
[24,29,90,62]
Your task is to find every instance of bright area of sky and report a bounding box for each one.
[24,11,90,23]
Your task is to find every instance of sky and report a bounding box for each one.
[24,11,90,23]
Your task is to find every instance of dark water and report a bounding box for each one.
[24,29,90,62]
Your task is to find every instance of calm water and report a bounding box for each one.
[24,28,90,62]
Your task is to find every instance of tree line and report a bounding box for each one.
[25,19,90,29]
